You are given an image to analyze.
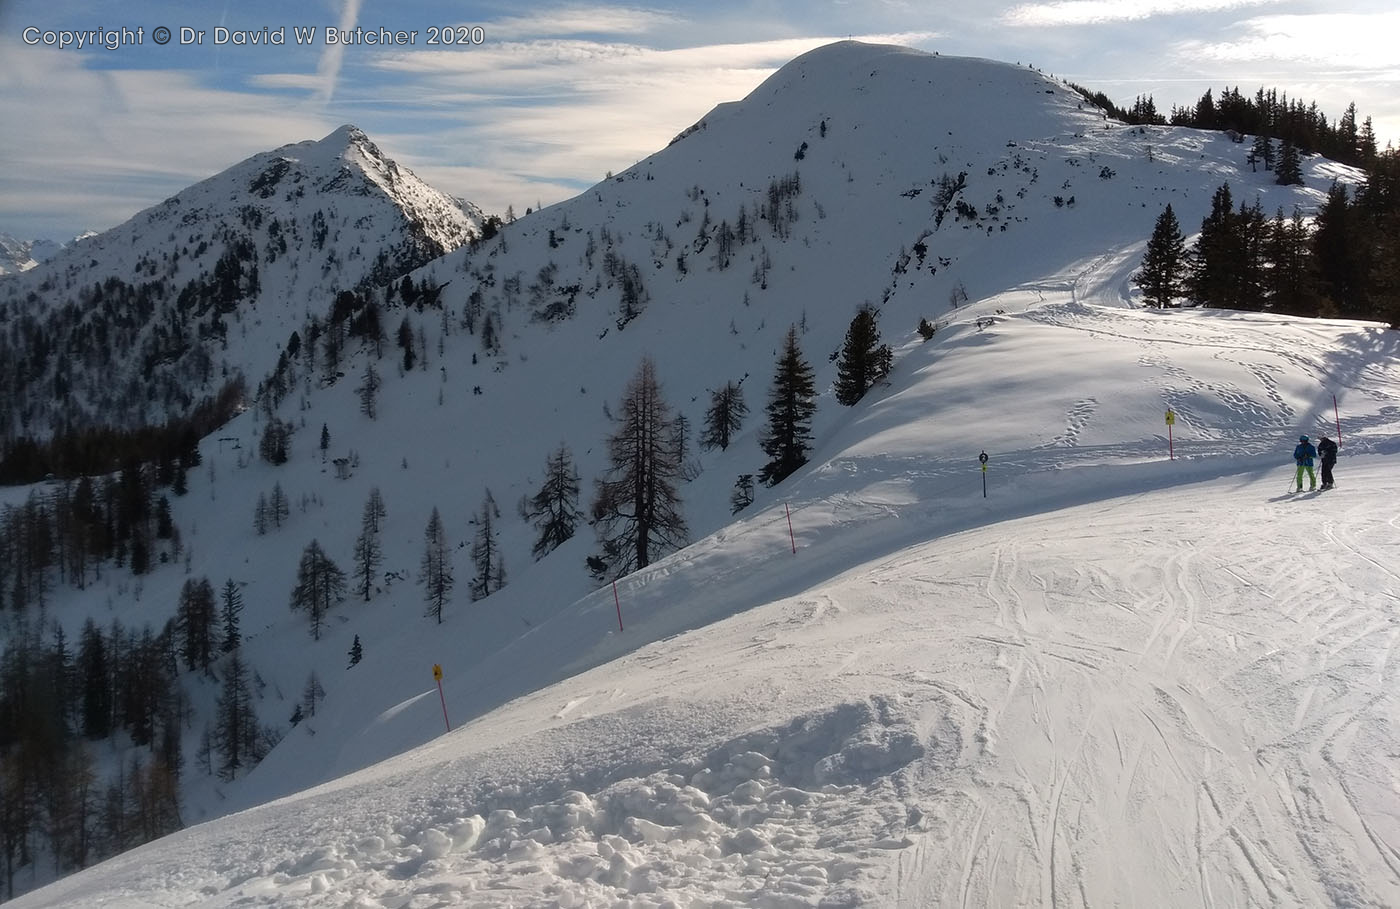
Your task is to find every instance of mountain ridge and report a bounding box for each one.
[1,41,1391,905]
[0,123,481,446]
[161,40,1360,814]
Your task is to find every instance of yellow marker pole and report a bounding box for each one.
[433,664,450,732]
[1165,409,1176,460]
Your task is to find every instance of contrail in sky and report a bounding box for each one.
[316,0,364,104]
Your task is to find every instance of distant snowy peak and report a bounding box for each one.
[0,124,485,437]
[237,125,481,253]
[0,233,37,274]
[29,122,481,282]
[153,123,479,256]
[0,232,70,274]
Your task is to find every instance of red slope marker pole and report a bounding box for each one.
[613,580,624,632]
[785,503,796,554]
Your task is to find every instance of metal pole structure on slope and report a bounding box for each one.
[785,503,796,554]
[1334,394,1341,446]
[1165,408,1176,460]
[613,580,624,632]
[433,663,450,732]
[979,451,989,498]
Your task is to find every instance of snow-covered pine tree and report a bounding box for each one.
[176,577,217,672]
[591,358,687,576]
[759,326,817,486]
[1133,204,1187,308]
[288,540,345,640]
[1275,140,1303,186]
[219,578,242,653]
[367,487,386,531]
[1266,206,1320,315]
[526,445,582,560]
[700,379,748,451]
[470,492,505,600]
[1249,134,1274,172]
[270,482,290,529]
[397,316,415,372]
[358,360,381,419]
[672,413,700,480]
[213,649,258,781]
[353,495,383,601]
[259,418,291,464]
[834,303,891,406]
[422,506,454,621]
[196,723,214,774]
[1187,183,1238,308]
[302,672,325,717]
[731,474,755,514]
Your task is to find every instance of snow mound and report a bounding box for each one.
[211,700,927,907]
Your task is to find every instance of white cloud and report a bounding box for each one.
[398,160,589,217]
[0,39,335,235]
[1169,11,1400,142]
[4,31,948,234]
[355,34,940,211]
[1177,12,1400,70]
[249,72,328,92]
[1003,0,1285,27]
[484,5,686,40]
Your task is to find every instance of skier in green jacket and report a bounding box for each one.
[1292,435,1317,492]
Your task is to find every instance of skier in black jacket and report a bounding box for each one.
[1317,436,1338,490]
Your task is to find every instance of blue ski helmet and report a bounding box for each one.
[1300,435,1309,442]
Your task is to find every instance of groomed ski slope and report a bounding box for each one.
[13,235,1400,908]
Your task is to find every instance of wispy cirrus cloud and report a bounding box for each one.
[249,72,327,92]
[483,5,686,40]
[1002,0,1286,27]
[357,33,939,213]
[0,38,335,236]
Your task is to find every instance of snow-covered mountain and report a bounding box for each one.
[0,233,62,274]
[5,41,1396,906]
[0,234,39,274]
[0,232,96,274]
[0,125,481,440]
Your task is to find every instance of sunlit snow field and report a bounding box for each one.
[7,43,1399,907]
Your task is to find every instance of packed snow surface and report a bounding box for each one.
[7,42,1400,907]
[14,246,1400,909]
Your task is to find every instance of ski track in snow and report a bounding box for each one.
[14,220,1400,909]
[9,45,1400,909]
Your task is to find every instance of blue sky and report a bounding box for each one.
[1,0,1396,240]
